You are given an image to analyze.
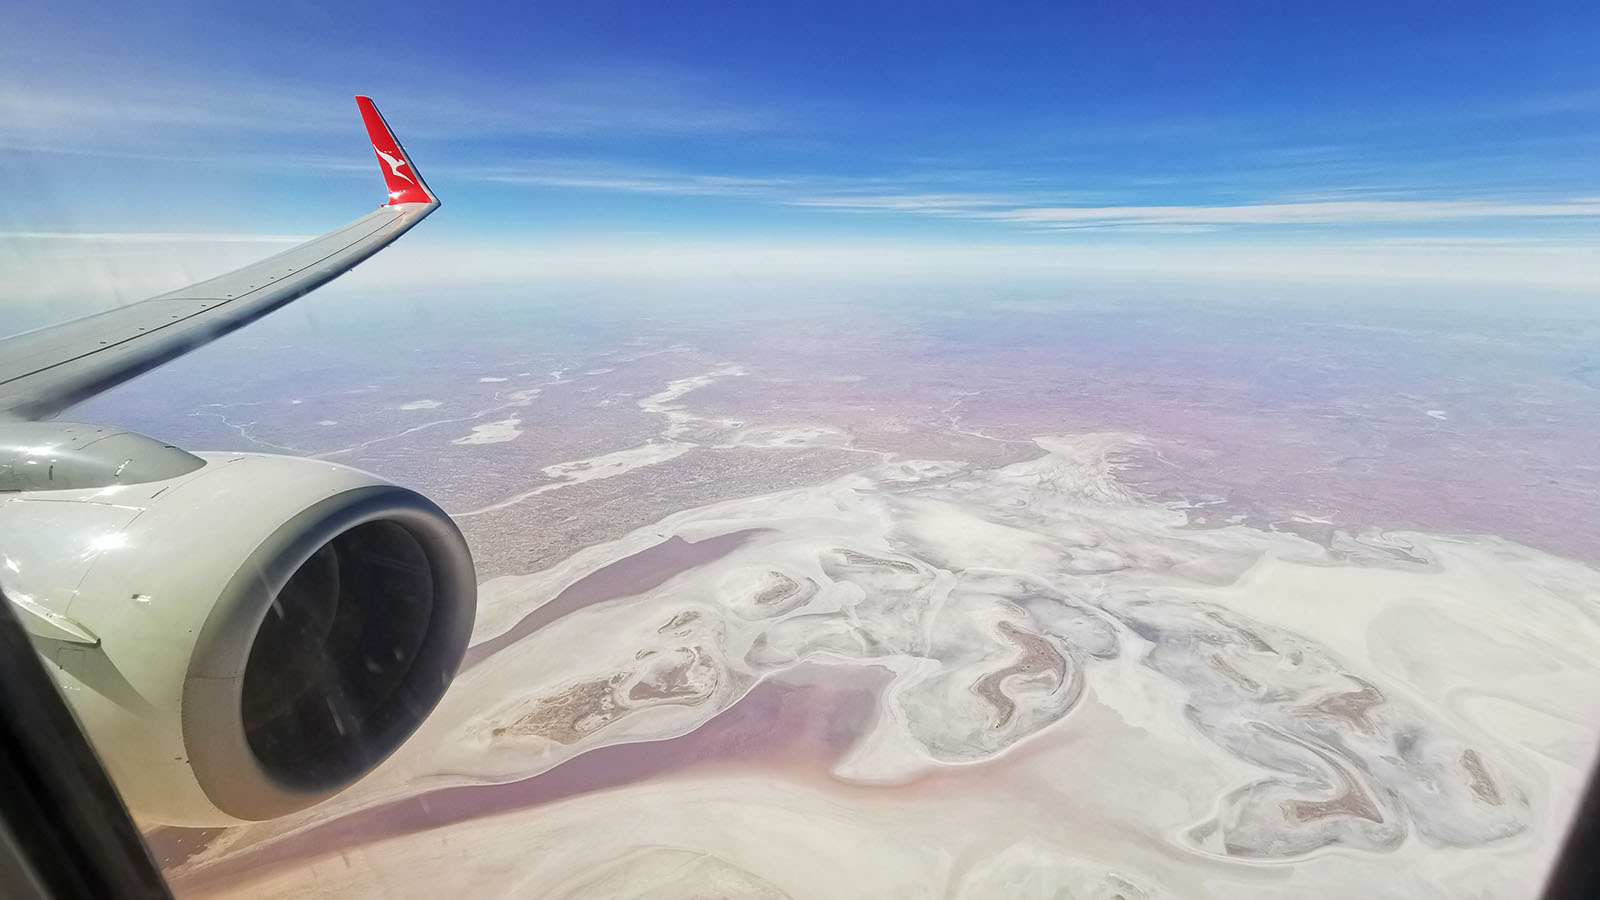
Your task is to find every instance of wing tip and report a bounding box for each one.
[355,96,437,208]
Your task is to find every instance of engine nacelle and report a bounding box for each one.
[0,438,475,826]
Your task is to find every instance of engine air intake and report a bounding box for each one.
[242,520,436,791]
[183,484,475,821]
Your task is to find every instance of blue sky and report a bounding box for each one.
[3,0,1600,310]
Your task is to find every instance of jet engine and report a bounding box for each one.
[0,425,476,826]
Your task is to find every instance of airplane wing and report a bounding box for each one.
[0,96,439,421]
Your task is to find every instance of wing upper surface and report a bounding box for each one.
[0,98,438,420]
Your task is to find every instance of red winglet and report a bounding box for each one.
[356,96,435,206]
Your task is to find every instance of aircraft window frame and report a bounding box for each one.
[0,588,171,900]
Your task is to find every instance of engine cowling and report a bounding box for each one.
[0,435,476,826]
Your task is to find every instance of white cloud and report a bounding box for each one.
[988,199,1600,226]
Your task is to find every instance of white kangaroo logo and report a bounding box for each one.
[376,148,415,184]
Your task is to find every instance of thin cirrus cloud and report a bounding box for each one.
[0,64,783,155]
[466,161,801,197]
[986,198,1600,226]
[793,194,1600,227]
[455,160,1081,216]
[443,156,1600,230]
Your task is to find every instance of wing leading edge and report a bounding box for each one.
[0,96,439,421]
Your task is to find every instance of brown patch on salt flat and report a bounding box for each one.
[1460,749,1504,806]
[1206,610,1275,654]
[1283,759,1384,826]
[755,572,803,606]
[971,622,1071,727]
[835,550,919,573]
[1305,677,1384,734]
[1264,728,1385,828]
[491,647,719,743]
[658,609,701,635]
[493,677,624,744]
[461,529,762,669]
[1207,655,1263,693]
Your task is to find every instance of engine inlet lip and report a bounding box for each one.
[181,484,475,822]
